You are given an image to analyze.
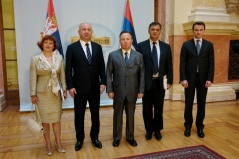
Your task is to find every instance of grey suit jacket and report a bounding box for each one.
[106,49,145,102]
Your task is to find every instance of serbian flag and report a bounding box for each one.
[122,0,137,49]
[43,0,64,57]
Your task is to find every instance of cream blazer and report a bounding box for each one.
[30,52,66,96]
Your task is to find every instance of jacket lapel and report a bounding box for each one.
[145,40,154,64]
[189,39,198,55]
[128,50,136,65]
[116,49,126,67]
[77,41,89,63]
[91,42,96,62]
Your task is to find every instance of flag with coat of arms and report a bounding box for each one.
[43,0,64,57]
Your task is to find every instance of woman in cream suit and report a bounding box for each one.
[30,35,67,156]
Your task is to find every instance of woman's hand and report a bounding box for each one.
[63,91,68,99]
[31,96,38,104]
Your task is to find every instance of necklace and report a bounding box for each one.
[45,57,52,60]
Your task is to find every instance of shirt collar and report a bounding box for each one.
[194,38,202,43]
[122,49,131,56]
[80,39,91,46]
[149,39,158,45]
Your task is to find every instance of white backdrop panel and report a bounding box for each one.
[14,0,154,111]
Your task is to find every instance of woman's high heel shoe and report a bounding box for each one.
[55,143,65,153]
[46,150,53,156]
[46,145,53,156]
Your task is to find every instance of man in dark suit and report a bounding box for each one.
[180,21,214,138]
[106,31,145,147]
[65,22,106,151]
[137,22,173,141]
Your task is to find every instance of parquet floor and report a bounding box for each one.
[0,100,239,159]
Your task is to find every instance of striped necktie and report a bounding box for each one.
[85,43,92,63]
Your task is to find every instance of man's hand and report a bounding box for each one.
[181,80,188,88]
[205,81,212,88]
[167,84,172,89]
[108,92,114,99]
[69,88,77,98]
[137,93,144,98]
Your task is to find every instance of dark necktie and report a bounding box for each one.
[152,42,158,74]
[125,52,129,64]
[196,40,200,54]
[85,43,92,63]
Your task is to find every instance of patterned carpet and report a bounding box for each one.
[116,145,226,159]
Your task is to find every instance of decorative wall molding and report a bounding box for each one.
[225,0,239,14]
[183,21,239,35]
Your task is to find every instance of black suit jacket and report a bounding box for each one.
[180,38,214,87]
[137,40,173,91]
[65,41,106,94]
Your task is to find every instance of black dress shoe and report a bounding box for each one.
[184,128,191,137]
[145,132,152,140]
[112,139,120,147]
[126,138,137,147]
[197,129,205,138]
[92,139,102,149]
[154,132,162,141]
[75,141,83,151]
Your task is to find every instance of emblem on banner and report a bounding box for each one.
[44,13,58,35]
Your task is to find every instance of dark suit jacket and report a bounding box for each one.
[137,40,173,91]
[65,41,106,94]
[106,49,145,102]
[180,38,214,86]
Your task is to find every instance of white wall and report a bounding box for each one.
[14,0,154,111]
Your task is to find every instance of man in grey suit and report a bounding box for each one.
[180,21,214,138]
[106,31,145,147]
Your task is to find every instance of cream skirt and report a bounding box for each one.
[36,92,62,123]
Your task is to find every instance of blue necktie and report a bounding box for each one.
[125,52,129,64]
[85,43,92,63]
[152,42,158,74]
[196,40,200,54]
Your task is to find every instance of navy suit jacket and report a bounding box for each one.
[65,41,106,94]
[137,39,173,91]
[180,38,214,87]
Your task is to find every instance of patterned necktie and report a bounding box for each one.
[152,42,158,74]
[85,43,92,63]
[125,52,129,64]
[196,40,200,54]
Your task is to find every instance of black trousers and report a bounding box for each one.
[143,78,165,134]
[74,90,100,142]
[184,73,208,130]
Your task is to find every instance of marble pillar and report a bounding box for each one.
[180,0,238,102]
[163,0,238,102]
